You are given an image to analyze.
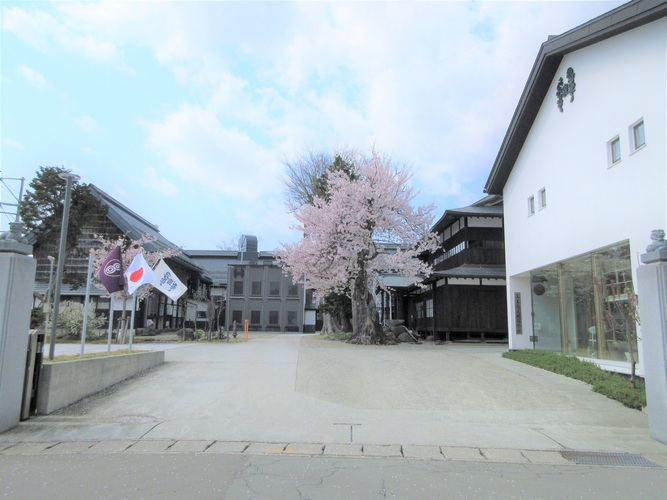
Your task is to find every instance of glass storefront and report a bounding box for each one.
[530,241,638,363]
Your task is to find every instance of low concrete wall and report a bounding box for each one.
[36,351,164,415]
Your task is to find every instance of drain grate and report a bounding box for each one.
[559,451,661,468]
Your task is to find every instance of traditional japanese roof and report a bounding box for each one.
[484,0,666,195]
[89,184,205,275]
[431,195,503,233]
[33,281,107,298]
[377,275,417,289]
[422,265,506,283]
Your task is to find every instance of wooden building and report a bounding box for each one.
[406,195,507,342]
[31,184,210,331]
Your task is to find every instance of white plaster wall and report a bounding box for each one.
[504,18,666,277]
[502,19,666,365]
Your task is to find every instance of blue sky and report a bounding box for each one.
[1,1,624,251]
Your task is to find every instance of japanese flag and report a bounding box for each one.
[125,252,157,295]
[151,259,188,301]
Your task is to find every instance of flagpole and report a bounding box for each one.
[129,293,137,352]
[80,250,94,357]
[107,293,115,354]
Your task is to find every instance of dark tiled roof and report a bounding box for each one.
[89,184,203,273]
[34,281,107,297]
[430,265,506,280]
[432,200,503,233]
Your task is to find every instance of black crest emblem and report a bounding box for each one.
[556,67,576,112]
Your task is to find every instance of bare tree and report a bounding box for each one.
[284,148,356,210]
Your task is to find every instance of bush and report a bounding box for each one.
[503,350,646,410]
[57,301,106,340]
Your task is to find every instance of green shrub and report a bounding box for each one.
[503,350,646,410]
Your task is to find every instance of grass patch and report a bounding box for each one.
[502,350,646,410]
[44,349,147,363]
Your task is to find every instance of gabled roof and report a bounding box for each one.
[89,184,203,274]
[484,0,667,195]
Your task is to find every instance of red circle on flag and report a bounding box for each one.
[130,268,144,283]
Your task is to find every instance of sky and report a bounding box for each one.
[1,0,625,252]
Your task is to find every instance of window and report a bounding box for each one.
[530,241,636,362]
[538,188,547,209]
[630,120,645,151]
[231,310,242,325]
[250,310,261,324]
[528,195,535,216]
[251,281,262,296]
[269,281,281,296]
[608,136,621,165]
[288,282,299,296]
[287,311,297,325]
[233,281,244,295]
[269,311,279,325]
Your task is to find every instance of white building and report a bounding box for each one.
[484,0,666,375]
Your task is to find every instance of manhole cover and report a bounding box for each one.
[559,451,661,468]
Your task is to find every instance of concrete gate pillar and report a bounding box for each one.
[0,223,36,433]
[636,230,667,444]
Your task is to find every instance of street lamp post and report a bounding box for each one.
[48,172,80,360]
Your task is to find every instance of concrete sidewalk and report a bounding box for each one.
[2,334,666,466]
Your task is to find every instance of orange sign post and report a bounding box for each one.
[244,319,249,342]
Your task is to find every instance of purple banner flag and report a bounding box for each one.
[99,245,124,293]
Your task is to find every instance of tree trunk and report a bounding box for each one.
[117,295,128,344]
[321,312,342,335]
[340,312,353,333]
[349,266,385,345]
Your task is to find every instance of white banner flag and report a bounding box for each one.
[151,259,188,301]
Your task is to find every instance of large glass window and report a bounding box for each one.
[530,241,638,362]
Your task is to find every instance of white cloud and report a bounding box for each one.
[75,115,98,133]
[17,64,48,90]
[2,137,25,150]
[144,167,179,197]
[142,104,283,201]
[3,3,122,66]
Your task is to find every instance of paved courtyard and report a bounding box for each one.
[2,334,666,466]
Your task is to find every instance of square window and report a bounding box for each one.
[288,282,299,296]
[269,311,279,324]
[251,281,262,296]
[231,310,242,324]
[538,188,547,209]
[609,136,621,165]
[287,311,298,325]
[250,310,261,324]
[528,196,535,216]
[269,281,281,296]
[233,281,244,295]
[631,120,645,151]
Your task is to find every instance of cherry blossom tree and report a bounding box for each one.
[278,150,437,344]
[91,234,181,342]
